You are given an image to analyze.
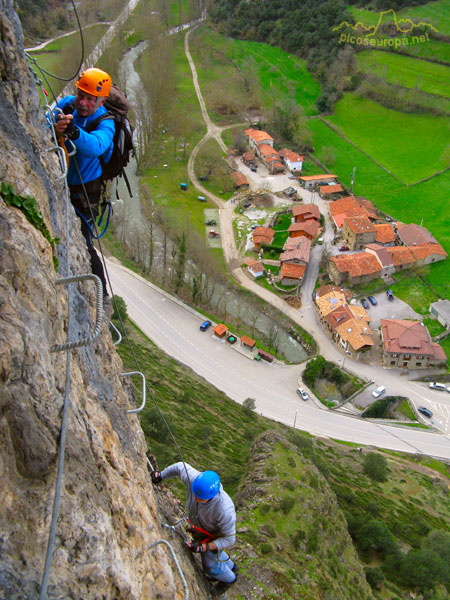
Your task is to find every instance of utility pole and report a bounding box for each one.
[350,167,356,195]
[293,409,298,428]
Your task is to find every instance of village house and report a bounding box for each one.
[299,174,338,190]
[430,300,450,329]
[329,196,378,230]
[280,236,311,266]
[288,220,322,240]
[245,258,265,279]
[244,128,274,150]
[328,253,382,285]
[257,143,284,173]
[252,226,274,248]
[380,319,447,368]
[315,284,353,302]
[241,150,256,167]
[396,223,439,247]
[373,223,396,246]
[279,148,303,172]
[364,244,395,278]
[280,262,306,286]
[292,203,320,224]
[230,171,249,190]
[315,290,374,353]
[342,217,376,250]
[319,184,343,199]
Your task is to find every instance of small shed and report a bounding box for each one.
[241,335,256,351]
[257,349,274,363]
[430,300,450,329]
[180,182,188,191]
[213,324,227,338]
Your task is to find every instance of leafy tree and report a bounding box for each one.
[174,231,187,294]
[365,567,385,590]
[111,295,127,322]
[400,548,448,591]
[357,519,398,556]
[242,397,256,415]
[363,452,388,482]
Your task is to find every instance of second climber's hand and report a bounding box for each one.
[187,540,208,553]
[151,471,162,484]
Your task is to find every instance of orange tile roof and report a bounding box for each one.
[410,243,447,259]
[374,224,395,244]
[281,263,306,280]
[386,246,415,267]
[300,174,337,181]
[336,316,374,351]
[320,184,343,194]
[292,203,320,220]
[343,216,375,234]
[244,128,274,143]
[316,290,347,317]
[330,253,382,278]
[231,171,248,186]
[253,226,274,245]
[380,319,446,360]
[280,244,311,264]
[279,148,303,162]
[288,221,322,237]
[258,143,279,158]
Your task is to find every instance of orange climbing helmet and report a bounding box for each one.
[76,67,112,97]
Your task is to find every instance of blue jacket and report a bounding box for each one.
[160,462,236,551]
[55,96,115,186]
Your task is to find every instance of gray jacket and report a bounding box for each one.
[161,462,236,550]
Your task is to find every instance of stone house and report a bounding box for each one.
[380,319,447,368]
[342,217,376,250]
[328,253,382,285]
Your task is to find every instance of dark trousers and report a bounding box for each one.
[69,180,108,297]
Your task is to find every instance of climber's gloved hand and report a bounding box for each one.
[187,540,207,553]
[151,471,162,484]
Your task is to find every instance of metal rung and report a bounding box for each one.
[121,371,146,414]
[149,539,189,600]
[51,274,103,352]
[109,320,122,346]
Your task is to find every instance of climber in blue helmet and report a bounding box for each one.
[152,463,238,591]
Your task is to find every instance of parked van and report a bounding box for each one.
[317,237,324,245]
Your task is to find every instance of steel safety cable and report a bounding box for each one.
[72,157,192,485]
[26,0,85,86]
[39,178,74,600]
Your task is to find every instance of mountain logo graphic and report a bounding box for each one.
[333,9,438,37]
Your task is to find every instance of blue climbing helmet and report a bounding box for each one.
[192,471,221,500]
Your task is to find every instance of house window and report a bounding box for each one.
[392,353,398,358]
[391,361,396,365]
[416,363,422,367]
[405,354,411,359]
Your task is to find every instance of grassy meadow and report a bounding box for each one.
[191,26,321,117]
[356,50,450,99]
[325,94,449,183]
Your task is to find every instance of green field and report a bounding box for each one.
[192,27,321,117]
[356,50,450,99]
[325,94,449,183]
[307,118,450,298]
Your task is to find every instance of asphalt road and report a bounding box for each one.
[106,258,450,460]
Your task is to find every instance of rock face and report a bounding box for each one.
[0,2,206,598]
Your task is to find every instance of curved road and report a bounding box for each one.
[107,259,450,460]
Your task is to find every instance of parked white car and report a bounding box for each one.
[429,382,450,392]
[297,388,309,401]
[372,386,386,398]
